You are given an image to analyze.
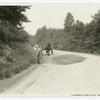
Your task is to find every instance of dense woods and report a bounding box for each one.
[33,10,100,54]
[0,6,37,79]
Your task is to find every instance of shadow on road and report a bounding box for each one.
[52,54,85,65]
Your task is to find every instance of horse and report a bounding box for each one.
[45,43,53,55]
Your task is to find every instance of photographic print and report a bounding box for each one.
[0,3,99,97]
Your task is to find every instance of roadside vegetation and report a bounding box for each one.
[0,6,37,79]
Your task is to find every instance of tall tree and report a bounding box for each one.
[0,6,30,42]
[91,10,100,33]
[35,25,47,45]
[64,12,75,32]
[0,6,30,26]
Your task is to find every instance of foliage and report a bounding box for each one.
[34,10,100,54]
[8,25,29,42]
[0,6,30,26]
[0,41,37,79]
[64,12,75,32]
[0,6,30,43]
[0,6,37,80]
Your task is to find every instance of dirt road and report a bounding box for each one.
[1,50,100,96]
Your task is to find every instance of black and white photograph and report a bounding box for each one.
[0,3,100,97]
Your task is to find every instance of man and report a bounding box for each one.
[50,44,53,55]
[33,44,41,64]
[39,45,43,56]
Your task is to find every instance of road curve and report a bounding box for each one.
[1,50,100,96]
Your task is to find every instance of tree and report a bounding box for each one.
[35,25,47,46]
[0,6,30,26]
[82,10,100,53]
[91,10,100,33]
[64,12,75,32]
[0,6,30,42]
[74,20,84,32]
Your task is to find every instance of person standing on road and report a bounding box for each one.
[50,44,53,55]
[33,44,42,64]
[40,45,43,56]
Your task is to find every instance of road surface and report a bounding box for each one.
[1,50,100,96]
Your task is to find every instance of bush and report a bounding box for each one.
[12,66,21,74]
[0,37,37,80]
[5,70,12,78]
[8,25,29,42]
[0,67,5,79]
[0,63,13,79]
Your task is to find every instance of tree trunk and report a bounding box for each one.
[4,20,8,43]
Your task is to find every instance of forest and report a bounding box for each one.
[33,10,100,54]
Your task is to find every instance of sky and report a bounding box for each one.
[23,3,100,35]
